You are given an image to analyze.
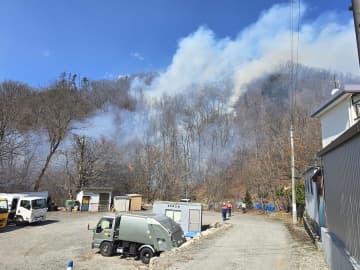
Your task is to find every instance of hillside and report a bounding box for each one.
[0,66,358,205]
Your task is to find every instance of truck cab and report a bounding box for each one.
[5,196,47,225]
[0,197,9,228]
[91,214,186,264]
[15,196,47,224]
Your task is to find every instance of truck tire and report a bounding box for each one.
[139,247,154,264]
[15,216,24,226]
[100,241,113,257]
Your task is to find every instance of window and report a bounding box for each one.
[165,210,181,223]
[31,199,47,209]
[352,94,360,119]
[0,200,8,213]
[99,218,113,230]
[20,200,31,210]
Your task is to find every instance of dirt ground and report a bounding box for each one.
[151,211,328,270]
[0,210,220,270]
[0,210,327,270]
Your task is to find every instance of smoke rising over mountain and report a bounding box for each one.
[77,2,358,146]
[146,3,357,104]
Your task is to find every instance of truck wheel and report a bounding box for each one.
[15,216,24,226]
[100,241,113,257]
[139,247,154,264]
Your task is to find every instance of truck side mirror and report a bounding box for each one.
[87,224,90,230]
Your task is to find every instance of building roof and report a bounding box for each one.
[125,194,143,197]
[113,195,130,199]
[80,187,112,192]
[311,85,360,118]
[303,166,321,176]
[153,200,202,207]
[318,119,360,157]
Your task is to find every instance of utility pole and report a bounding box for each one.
[289,0,297,224]
[290,124,297,224]
[350,0,360,66]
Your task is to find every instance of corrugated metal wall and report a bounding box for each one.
[304,170,319,224]
[322,134,360,262]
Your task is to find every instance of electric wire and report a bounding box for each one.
[295,0,301,110]
[290,0,294,122]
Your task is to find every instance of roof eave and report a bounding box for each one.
[311,85,360,118]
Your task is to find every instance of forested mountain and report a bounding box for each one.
[0,66,358,205]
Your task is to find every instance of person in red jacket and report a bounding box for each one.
[227,201,233,218]
[221,202,228,221]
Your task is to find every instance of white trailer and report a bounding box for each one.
[0,193,47,225]
[152,201,202,234]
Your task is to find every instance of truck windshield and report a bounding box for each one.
[31,199,47,209]
[0,200,8,213]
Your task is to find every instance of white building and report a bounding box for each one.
[76,188,112,212]
[311,85,360,147]
[113,196,130,212]
[311,85,360,269]
[153,201,202,234]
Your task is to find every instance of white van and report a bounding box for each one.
[0,193,47,225]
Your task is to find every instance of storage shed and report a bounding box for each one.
[126,194,143,211]
[113,196,130,212]
[76,188,112,212]
[152,201,202,234]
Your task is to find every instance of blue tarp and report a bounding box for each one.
[236,201,243,207]
[254,203,276,212]
[255,203,263,210]
[184,231,201,238]
[265,204,276,212]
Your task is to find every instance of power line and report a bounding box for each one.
[295,0,301,109]
[289,0,294,119]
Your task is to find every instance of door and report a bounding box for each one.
[189,209,201,232]
[81,196,90,211]
[94,217,114,247]
[98,193,110,212]
[18,199,31,220]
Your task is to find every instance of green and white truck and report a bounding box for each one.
[90,213,186,264]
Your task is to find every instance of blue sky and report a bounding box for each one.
[0,1,352,87]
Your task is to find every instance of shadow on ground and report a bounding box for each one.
[0,219,59,233]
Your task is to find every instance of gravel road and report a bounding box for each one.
[163,213,328,270]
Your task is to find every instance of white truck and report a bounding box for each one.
[0,193,48,225]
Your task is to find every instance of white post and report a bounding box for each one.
[67,260,73,270]
[290,124,297,224]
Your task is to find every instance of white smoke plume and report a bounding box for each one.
[146,3,358,105]
[77,2,358,142]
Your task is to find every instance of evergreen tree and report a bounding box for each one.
[244,190,253,209]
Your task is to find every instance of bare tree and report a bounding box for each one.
[33,80,92,191]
